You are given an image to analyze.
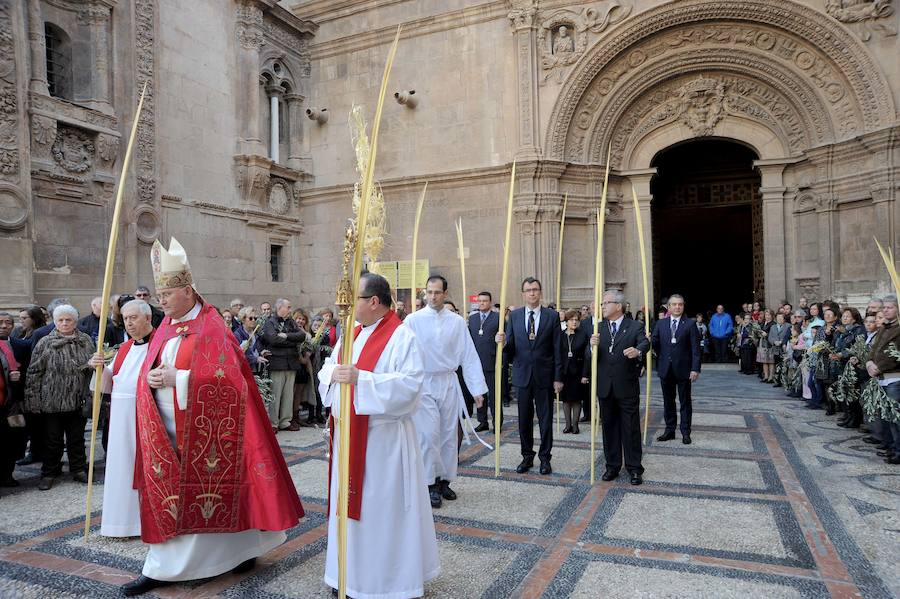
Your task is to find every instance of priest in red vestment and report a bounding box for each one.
[122,238,304,597]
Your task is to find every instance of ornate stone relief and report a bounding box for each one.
[51,126,95,174]
[824,0,896,41]
[0,181,27,231]
[0,0,19,181]
[538,3,632,84]
[95,133,119,170]
[135,0,158,210]
[796,278,821,301]
[267,178,293,215]
[508,0,538,29]
[236,2,264,50]
[546,1,895,163]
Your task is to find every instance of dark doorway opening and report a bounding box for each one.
[650,139,762,317]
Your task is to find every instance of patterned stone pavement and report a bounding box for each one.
[1,366,898,598]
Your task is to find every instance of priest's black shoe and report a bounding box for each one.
[876,450,893,457]
[440,479,457,500]
[474,422,490,433]
[515,458,533,474]
[656,431,676,442]
[122,575,171,597]
[630,472,643,485]
[601,468,619,482]
[885,455,900,465]
[428,484,442,508]
[682,434,692,445]
[862,436,879,444]
[539,461,552,475]
[233,558,256,574]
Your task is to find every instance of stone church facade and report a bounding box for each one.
[0,0,897,315]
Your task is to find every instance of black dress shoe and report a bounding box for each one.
[440,480,457,500]
[233,557,256,573]
[656,431,675,442]
[876,450,894,457]
[516,458,533,474]
[572,425,579,434]
[539,461,552,475]
[122,575,171,597]
[885,455,900,464]
[862,436,880,444]
[37,477,54,491]
[562,425,572,434]
[876,443,890,451]
[630,472,643,485]
[474,422,490,433]
[428,485,442,508]
[682,434,692,445]
[579,415,590,423]
[601,468,619,482]
[72,471,88,483]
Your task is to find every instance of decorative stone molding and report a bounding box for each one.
[824,0,895,41]
[135,0,157,205]
[29,93,118,133]
[235,154,272,207]
[133,205,161,243]
[236,2,265,50]
[545,0,896,164]
[796,277,821,300]
[0,0,19,181]
[76,3,109,25]
[508,0,538,29]
[538,3,632,85]
[0,181,27,231]
[51,126,95,174]
[95,133,119,170]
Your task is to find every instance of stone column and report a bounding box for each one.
[620,169,656,309]
[507,1,541,161]
[284,93,308,171]
[77,3,112,112]
[267,87,282,163]
[26,0,48,95]
[754,159,801,306]
[236,1,265,156]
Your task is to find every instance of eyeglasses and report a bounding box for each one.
[357,295,374,300]
[246,316,257,320]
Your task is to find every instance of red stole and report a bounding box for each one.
[111,331,156,376]
[328,311,402,520]
[134,302,304,543]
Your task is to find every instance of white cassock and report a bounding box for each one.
[94,341,148,537]
[318,317,440,599]
[403,305,488,483]
[141,303,286,582]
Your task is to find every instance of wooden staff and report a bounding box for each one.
[632,186,652,444]
[455,219,467,315]
[494,161,516,477]
[875,237,900,298]
[555,193,568,434]
[409,183,427,313]
[83,82,148,540]
[336,27,401,599]
[589,147,611,485]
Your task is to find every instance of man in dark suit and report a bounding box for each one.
[651,294,701,445]
[496,278,563,475]
[587,289,651,485]
[469,291,502,432]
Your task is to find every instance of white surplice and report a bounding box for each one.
[141,303,286,582]
[403,305,488,482]
[96,341,148,537]
[318,317,439,599]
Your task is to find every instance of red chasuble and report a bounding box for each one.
[134,301,304,544]
[328,310,402,520]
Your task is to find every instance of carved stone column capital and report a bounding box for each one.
[508,0,538,30]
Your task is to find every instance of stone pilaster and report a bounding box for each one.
[236,1,266,157]
[754,158,801,306]
[620,169,656,309]
[26,0,47,95]
[284,92,309,173]
[77,3,113,112]
[508,1,541,161]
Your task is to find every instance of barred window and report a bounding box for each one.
[270,244,282,282]
[45,23,72,100]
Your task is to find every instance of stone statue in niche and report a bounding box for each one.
[553,25,575,55]
[824,0,895,40]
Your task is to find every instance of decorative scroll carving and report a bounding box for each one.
[825,0,895,41]
[538,3,632,84]
[236,2,264,50]
[51,126,95,174]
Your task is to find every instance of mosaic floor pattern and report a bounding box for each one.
[1,368,898,598]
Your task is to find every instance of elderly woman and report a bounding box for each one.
[24,305,95,490]
[233,306,267,372]
[290,308,314,430]
[560,310,588,434]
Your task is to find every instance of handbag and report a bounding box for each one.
[6,401,25,427]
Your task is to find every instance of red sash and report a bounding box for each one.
[328,311,402,520]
